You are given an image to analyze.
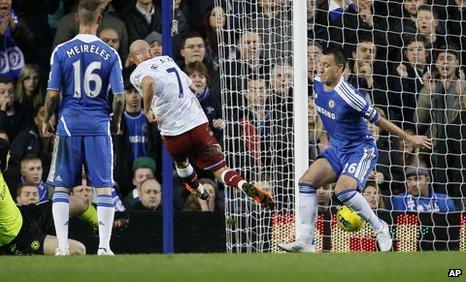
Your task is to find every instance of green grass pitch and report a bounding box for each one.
[1,252,464,282]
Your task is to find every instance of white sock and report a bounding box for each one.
[52,191,70,251]
[195,185,205,195]
[176,164,194,178]
[340,190,382,231]
[97,195,115,250]
[299,193,317,246]
[176,165,204,194]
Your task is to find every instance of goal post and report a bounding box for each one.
[292,0,309,241]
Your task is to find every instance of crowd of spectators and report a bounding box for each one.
[0,0,464,216]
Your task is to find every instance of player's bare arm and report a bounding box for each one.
[42,89,60,137]
[376,116,432,149]
[111,94,125,135]
[141,76,157,123]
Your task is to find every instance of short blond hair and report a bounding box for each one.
[77,0,102,25]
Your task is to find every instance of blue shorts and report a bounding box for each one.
[47,135,113,188]
[318,144,378,191]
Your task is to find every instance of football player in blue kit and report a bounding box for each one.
[278,45,431,252]
[42,0,125,256]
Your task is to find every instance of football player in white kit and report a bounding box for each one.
[129,40,274,209]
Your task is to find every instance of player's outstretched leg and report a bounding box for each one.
[277,183,317,253]
[335,176,392,252]
[214,167,274,209]
[52,187,71,255]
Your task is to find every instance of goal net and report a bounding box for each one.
[215,0,295,252]
[216,0,466,252]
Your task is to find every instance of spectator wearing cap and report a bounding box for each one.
[415,44,466,198]
[122,156,157,207]
[390,167,456,212]
[113,82,160,198]
[144,31,163,57]
[121,0,161,45]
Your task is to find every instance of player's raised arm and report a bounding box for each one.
[141,76,156,123]
[375,116,432,149]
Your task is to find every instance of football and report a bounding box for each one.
[336,205,364,232]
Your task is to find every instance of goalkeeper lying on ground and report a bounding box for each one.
[0,137,91,255]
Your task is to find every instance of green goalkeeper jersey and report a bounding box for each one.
[0,172,22,246]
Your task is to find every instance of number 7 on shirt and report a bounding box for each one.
[166,67,184,98]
